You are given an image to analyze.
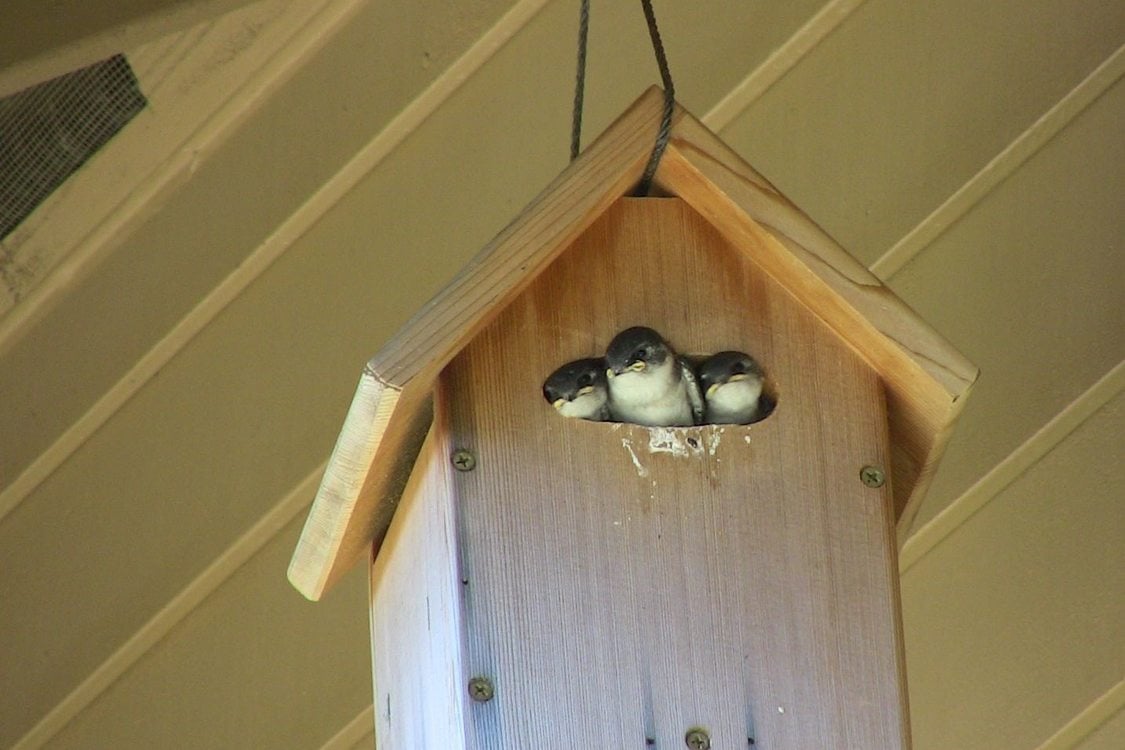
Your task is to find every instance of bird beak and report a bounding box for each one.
[728,373,747,383]
[606,368,617,379]
[706,383,720,398]
[552,399,566,410]
[577,385,594,396]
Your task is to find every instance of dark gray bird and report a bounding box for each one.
[604,326,703,426]
[542,358,611,421]
[698,350,765,424]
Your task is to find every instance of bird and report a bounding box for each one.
[604,326,703,426]
[698,350,766,424]
[542,358,611,421]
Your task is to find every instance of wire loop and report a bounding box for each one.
[569,0,676,196]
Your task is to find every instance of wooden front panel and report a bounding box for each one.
[442,198,905,748]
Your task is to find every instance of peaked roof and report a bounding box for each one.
[288,87,978,600]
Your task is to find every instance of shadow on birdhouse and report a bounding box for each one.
[288,87,977,749]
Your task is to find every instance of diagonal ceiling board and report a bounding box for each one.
[0,0,342,326]
[889,78,1125,528]
[715,0,1125,530]
[718,0,1125,266]
[1069,698,1125,750]
[0,0,840,511]
[901,391,1125,749]
[0,0,519,742]
[40,518,374,750]
[0,0,515,498]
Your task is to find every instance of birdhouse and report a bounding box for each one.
[288,88,977,748]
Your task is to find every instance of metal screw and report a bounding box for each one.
[467,676,493,702]
[451,449,477,472]
[685,728,711,749]
[860,464,886,488]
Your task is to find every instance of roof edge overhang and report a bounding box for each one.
[288,86,977,600]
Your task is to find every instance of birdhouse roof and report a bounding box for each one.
[288,87,977,600]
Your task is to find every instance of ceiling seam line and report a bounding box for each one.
[0,0,551,525]
[899,358,1125,573]
[0,0,362,358]
[873,43,1125,280]
[1033,680,1125,750]
[703,0,867,132]
[318,705,376,750]
[9,463,326,750]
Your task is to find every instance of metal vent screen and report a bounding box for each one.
[0,54,146,241]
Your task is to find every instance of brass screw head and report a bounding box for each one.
[860,465,886,488]
[685,728,711,749]
[451,449,477,472]
[467,676,493,702]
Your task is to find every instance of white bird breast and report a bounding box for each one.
[609,359,692,425]
[556,390,607,420]
[707,377,763,421]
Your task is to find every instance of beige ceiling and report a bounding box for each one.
[1,1,1122,748]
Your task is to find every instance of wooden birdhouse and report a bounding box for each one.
[288,88,977,748]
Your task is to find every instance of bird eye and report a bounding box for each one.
[732,362,746,375]
[631,347,647,364]
[576,372,593,388]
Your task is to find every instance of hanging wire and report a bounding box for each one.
[570,0,676,195]
[570,0,591,162]
[635,0,675,195]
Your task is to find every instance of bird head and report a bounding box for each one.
[542,358,607,410]
[605,326,673,380]
[699,351,763,398]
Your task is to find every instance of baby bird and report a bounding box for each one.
[698,350,766,424]
[604,326,703,426]
[542,358,611,421]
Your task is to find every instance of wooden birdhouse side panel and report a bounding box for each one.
[369,412,469,749]
[441,198,908,748]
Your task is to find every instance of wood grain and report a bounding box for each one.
[655,112,978,537]
[287,375,432,599]
[288,87,674,599]
[369,408,468,749]
[442,199,908,747]
[289,86,975,599]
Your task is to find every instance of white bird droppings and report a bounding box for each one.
[620,438,649,477]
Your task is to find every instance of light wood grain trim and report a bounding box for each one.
[290,89,671,599]
[288,372,432,600]
[662,114,976,393]
[654,113,977,532]
[369,88,673,386]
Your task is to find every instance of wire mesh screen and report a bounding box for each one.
[0,54,146,241]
